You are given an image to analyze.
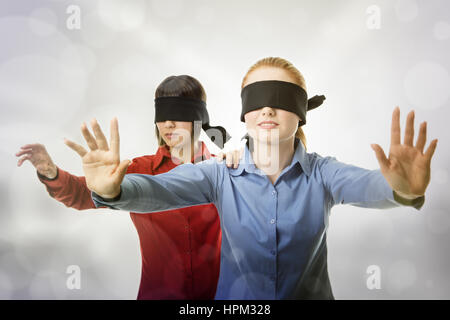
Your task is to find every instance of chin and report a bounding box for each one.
[255,130,282,142]
[252,133,296,146]
[173,140,191,149]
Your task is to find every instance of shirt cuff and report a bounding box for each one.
[36,168,59,181]
[392,190,425,210]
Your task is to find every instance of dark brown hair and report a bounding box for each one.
[155,75,207,146]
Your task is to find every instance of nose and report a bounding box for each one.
[261,107,275,117]
[164,120,175,128]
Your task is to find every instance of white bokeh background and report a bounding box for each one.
[0,0,449,299]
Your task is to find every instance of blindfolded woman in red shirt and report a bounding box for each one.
[16,75,238,299]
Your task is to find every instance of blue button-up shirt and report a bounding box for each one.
[92,141,423,299]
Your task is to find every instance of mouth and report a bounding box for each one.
[258,121,279,129]
[165,133,179,139]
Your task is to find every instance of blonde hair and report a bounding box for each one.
[241,57,307,151]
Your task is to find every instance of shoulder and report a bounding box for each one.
[193,158,226,181]
[154,158,223,174]
[308,152,335,167]
[130,154,156,163]
[192,158,223,171]
[304,151,341,180]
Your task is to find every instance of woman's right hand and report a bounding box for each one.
[16,143,58,179]
[64,118,131,199]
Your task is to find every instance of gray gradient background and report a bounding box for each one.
[0,0,449,299]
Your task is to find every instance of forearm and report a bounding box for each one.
[333,170,425,211]
[38,167,96,210]
[91,165,217,213]
[320,155,425,211]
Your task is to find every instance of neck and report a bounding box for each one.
[169,140,200,164]
[251,137,296,184]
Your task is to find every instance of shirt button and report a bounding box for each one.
[272,190,277,196]
[270,219,276,224]
[270,250,276,255]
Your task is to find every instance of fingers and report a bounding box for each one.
[415,121,427,154]
[91,119,109,151]
[370,143,390,172]
[81,122,98,151]
[17,155,31,167]
[232,150,241,169]
[64,138,87,157]
[110,118,120,157]
[403,110,415,146]
[225,150,241,168]
[391,106,401,147]
[20,143,42,150]
[17,143,45,156]
[15,149,33,157]
[424,139,438,164]
[225,151,233,168]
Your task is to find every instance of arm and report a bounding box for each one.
[37,160,143,211]
[64,118,221,214]
[16,143,96,210]
[318,155,424,210]
[368,107,437,209]
[320,106,438,212]
[37,167,96,210]
[91,159,220,213]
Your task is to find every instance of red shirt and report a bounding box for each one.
[38,141,221,299]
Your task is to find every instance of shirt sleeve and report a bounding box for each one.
[91,159,221,214]
[37,167,97,210]
[317,155,425,211]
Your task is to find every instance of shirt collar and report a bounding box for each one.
[229,139,312,177]
[152,141,212,171]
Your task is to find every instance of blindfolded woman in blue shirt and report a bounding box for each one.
[65,57,437,299]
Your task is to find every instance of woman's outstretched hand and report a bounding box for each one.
[371,106,438,199]
[16,143,58,179]
[64,118,131,199]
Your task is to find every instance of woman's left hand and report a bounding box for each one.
[371,106,438,199]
